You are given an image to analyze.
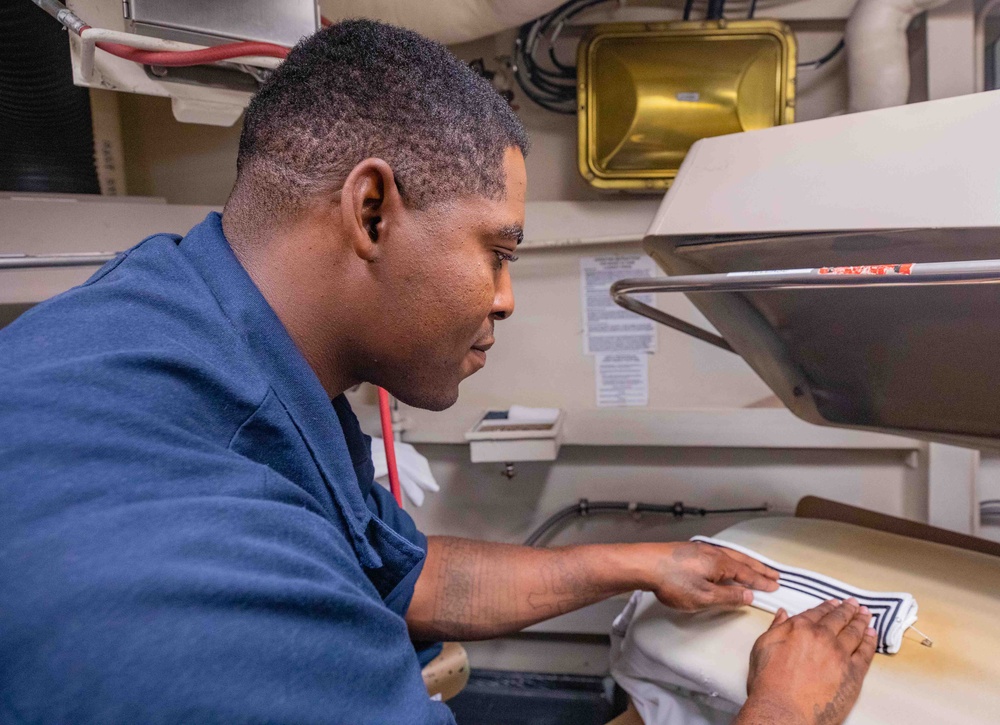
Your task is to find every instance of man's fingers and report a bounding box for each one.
[769,608,789,630]
[717,548,780,582]
[820,598,859,635]
[854,625,878,665]
[712,552,779,593]
[703,583,753,610]
[796,599,840,623]
[724,560,780,593]
[839,606,871,651]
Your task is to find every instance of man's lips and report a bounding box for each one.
[468,338,494,368]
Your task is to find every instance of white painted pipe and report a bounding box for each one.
[846,0,953,112]
[319,0,570,45]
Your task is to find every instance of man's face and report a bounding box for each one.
[371,148,526,410]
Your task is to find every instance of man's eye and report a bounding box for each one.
[494,251,519,265]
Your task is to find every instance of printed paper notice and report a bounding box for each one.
[581,254,657,355]
[596,353,648,407]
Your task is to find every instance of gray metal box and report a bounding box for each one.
[125,0,317,48]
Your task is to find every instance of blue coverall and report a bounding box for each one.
[0,213,454,724]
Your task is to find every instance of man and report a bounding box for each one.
[0,20,876,724]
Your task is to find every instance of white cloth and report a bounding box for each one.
[691,536,919,655]
[506,405,560,424]
[370,437,440,507]
[611,591,737,725]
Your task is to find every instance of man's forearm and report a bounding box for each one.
[406,536,649,641]
[733,698,811,725]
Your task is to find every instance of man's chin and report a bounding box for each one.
[418,394,459,412]
[392,384,460,412]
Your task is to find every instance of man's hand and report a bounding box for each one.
[737,599,877,725]
[638,541,780,612]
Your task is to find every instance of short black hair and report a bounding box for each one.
[229,19,529,227]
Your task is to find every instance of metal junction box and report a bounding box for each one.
[577,20,796,191]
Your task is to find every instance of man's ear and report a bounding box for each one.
[340,158,401,262]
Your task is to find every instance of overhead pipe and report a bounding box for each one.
[319,0,571,45]
[846,0,952,112]
[318,0,795,45]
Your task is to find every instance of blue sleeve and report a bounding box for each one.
[2,463,455,725]
[367,482,426,609]
[367,481,444,667]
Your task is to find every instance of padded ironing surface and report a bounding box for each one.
[623,517,1000,724]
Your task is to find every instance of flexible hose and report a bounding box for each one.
[1,2,99,192]
[378,388,403,507]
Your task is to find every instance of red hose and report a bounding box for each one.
[95,40,289,67]
[377,387,403,508]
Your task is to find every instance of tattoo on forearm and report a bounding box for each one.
[427,539,611,639]
[431,538,516,639]
[526,551,604,615]
[814,671,858,725]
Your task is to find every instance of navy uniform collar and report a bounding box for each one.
[178,213,383,568]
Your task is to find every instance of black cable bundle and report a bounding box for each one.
[706,0,727,20]
[513,0,613,115]
[797,38,844,69]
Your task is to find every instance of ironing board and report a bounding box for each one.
[612,517,1000,724]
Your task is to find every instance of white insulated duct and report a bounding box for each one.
[319,0,570,45]
[846,0,952,112]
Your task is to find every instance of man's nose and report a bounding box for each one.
[490,269,515,321]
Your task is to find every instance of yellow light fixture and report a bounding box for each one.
[577,20,797,191]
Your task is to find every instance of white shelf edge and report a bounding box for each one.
[350,404,921,451]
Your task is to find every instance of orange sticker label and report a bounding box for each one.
[818,264,913,276]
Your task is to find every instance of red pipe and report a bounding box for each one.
[95,40,289,67]
[377,387,403,508]
[92,16,338,68]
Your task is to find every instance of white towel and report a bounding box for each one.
[506,405,561,424]
[691,536,919,654]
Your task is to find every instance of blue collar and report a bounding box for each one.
[178,213,383,568]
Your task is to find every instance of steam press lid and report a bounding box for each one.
[642,91,1000,448]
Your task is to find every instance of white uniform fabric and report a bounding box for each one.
[690,536,918,654]
[611,590,738,725]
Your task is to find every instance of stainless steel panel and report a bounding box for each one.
[644,227,1000,447]
[126,0,317,48]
